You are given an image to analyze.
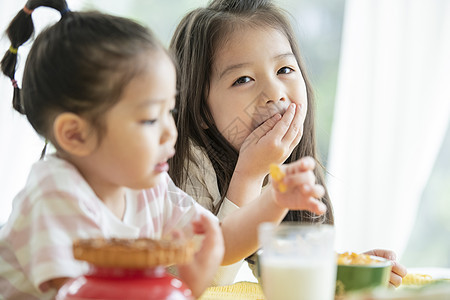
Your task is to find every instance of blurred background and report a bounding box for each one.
[0,0,449,272]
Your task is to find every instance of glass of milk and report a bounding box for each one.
[258,222,336,300]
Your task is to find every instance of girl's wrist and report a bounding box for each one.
[262,188,289,218]
[232,167,266,187]
[226,171,265,207]
[233,159,267,184]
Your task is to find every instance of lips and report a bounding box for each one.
[154,150,175,173]
[155,162,169,173]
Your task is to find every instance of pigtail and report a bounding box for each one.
[0,0,70,114]
[0,6,34,113]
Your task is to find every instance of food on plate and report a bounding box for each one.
[402,273,434,285]
[269,164,287,192]
[73,237,195,268]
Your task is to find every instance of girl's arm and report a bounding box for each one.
[226,103,303,207]
[220,157,326,265]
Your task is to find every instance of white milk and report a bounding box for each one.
[261,258,336,300]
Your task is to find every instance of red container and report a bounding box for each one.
[56,265,193,300]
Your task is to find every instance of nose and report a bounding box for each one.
[161,114,178,145]
[261,79,287,105]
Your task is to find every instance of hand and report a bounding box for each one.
[235,103,304,179]
[363,249,408,287]
[271,156,326,215]
[177,214,224,298]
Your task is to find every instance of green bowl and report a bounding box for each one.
[335,256,392,295]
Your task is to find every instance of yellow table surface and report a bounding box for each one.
[199,281,264,300]
[197,269,450,299]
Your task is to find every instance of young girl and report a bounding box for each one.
[0,0,329,298]
[169,0,407,286]
[0,1,224,298]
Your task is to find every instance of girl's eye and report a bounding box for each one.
[232,76,252,86]
[141,119,157,125]
[277,67,294,75]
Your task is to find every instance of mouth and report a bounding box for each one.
[254,107,287,128]
[154,150,175,173]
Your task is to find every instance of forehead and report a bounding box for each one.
[213,26,293,67]
[118,50,176,105]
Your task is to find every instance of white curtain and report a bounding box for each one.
[327,0,450,257]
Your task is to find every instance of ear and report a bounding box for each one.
[53,113,97,156]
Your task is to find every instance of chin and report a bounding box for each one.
[147,173,163,188]
[128,175,162,190]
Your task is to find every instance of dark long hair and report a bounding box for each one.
[1,0,163,147]
[169,0,333,225]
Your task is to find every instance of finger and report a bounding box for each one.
[390,272,403,287]
[391,261,408,278]
[281,103,303,144]
[306,184,325,199]
[250,113,282,141]
[195,216,224,258]
[284,170,316,186]
[365,249,396,261]
[279,192,327,214]
[289,122,303,150]
[284,156,316,175]
[305,198,327,215]
[298,156,316,171]
[191,214,212,235]
[169,229,185,240]
[269,103,296,140]
[364,250,407,278]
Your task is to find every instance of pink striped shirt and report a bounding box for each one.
[0,155,215,299]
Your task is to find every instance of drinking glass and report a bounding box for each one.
[258,222,336,300]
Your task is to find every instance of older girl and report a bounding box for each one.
[169,0,407,286]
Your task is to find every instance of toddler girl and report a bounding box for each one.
[0,1,223,298]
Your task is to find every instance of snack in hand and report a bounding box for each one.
[73,237,195,269]
[270,164,287,192]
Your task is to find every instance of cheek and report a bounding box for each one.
[216,112,253,151]
[291,81,308,117]
[207,89,255,149]
[293,81,308,105]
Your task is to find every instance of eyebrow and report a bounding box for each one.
[274,52,296,60]
[136,98,163,107]
[219,62,251,79]
[135,93,177,109]
[218,52,296,79]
